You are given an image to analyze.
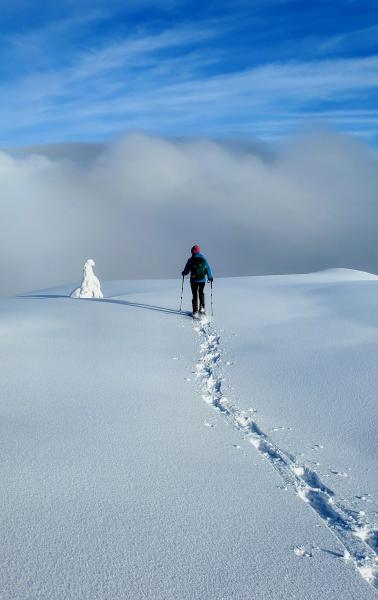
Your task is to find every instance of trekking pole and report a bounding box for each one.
[179,276,184,312]
[210,280,214,317]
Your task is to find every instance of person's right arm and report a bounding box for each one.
[182,258,191,277]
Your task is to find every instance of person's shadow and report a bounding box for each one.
[17,294,191,317]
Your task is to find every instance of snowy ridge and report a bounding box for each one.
[194,318,378,590]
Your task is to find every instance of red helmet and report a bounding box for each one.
[191,245,201,254]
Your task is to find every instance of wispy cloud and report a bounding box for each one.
[1,38,377,144]
[0,1,377,145]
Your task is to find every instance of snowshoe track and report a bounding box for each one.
[194,319,378,590]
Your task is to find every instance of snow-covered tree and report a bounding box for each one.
[71,259,103,299]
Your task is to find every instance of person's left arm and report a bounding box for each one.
[205,260,213,281]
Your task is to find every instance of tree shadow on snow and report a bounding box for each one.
[320,548,344,559]
[17,294,191,318]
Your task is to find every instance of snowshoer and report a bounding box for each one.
[182,245,213,317]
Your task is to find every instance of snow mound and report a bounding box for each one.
[297,268,378,282]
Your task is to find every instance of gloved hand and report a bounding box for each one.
[208,278,213,283]
[181,272,185,276]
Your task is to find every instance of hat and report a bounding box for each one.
[191,245,201,254]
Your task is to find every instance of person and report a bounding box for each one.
[182,245,213,316]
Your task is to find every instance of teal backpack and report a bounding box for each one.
[190,256,207,280]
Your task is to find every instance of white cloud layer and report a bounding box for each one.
[1,131,378,295]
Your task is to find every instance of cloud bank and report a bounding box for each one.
[1,131,378,295]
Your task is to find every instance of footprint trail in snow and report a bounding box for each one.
[193,317,378,590]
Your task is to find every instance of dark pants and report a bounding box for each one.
[190,281,205,313]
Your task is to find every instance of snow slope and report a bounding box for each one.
[1,270,377,599]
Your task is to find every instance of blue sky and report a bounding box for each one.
[1,0,378,146]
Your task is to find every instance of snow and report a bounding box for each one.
[1,269,377,599]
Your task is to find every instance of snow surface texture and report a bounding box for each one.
[195,316,378,589]
[1,269,378,599]
[71,259,103,299]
